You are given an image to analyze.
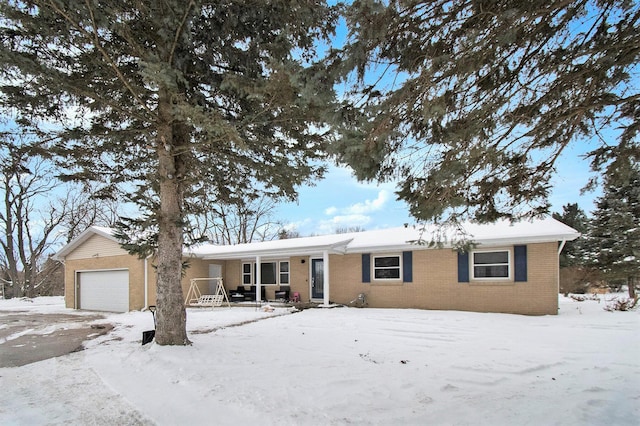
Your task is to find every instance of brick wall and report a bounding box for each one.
[65,240,559,315]
[326,242,559,315]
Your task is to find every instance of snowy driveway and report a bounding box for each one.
[0,310,112,367]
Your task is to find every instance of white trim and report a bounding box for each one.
[371,254,403,282]
[322,250,330,306]
[242,262,253,285]
[470,249,511,281]
[144,255,154,310]
[556,239,567,299]
[309,257,324,301]
[241,259,290,286]
[279,261,290,285]
[255,255,261,303]
[75,267,129,273]
[558,239,567,255]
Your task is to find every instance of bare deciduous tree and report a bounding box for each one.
[0,138,124,298]
[194,194,284,245]
[0,145,66,298]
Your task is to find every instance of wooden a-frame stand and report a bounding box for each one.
[184,277,231,308]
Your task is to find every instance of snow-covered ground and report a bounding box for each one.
[0,295,638,425]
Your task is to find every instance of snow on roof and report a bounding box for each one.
[56,217,579,261]
[191,233,355,260]
[199,217,579,259]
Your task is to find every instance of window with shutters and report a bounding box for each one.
[373,255,402,280]
[471,250,510,280]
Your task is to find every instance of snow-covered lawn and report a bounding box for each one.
[0,295,638,425]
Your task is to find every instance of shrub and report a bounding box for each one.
[570,294,600,302]
[603,296,639,312]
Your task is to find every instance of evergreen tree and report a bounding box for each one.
[552,203,588,267]
[587,159,640,298]
[0,1,338,345]
[333,0,639,222]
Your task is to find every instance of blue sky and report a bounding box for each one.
[275,141,602,237]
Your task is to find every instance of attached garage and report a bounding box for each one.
[56,227,150,312]
[77,269,129,313]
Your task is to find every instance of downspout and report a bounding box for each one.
[323,249,330,306]
[557,239,567,255]
[144,255,150,310]
[557,239,567,302]
[255,255,261,309]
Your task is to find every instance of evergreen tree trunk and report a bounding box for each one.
[154,91,188,345]
[628,277,637,299]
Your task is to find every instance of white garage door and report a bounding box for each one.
[78,270,129,312]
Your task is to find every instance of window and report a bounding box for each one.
[242,263,252,285]
[260,262,277,284]
[373,255,401,280]
[279,261,290,285]
[241,260,289,285]
[472,250,510,279]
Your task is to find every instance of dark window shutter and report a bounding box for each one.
[402,251,413,282]
[514,245,527,282]
[458,252,469,282]
[362,253,371,283]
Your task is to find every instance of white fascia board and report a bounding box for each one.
[346,233,580,254]
[345,244,418,254]
[472,233,581,248]
[201,238,352,260]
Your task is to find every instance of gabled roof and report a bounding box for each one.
[53,226,119,260]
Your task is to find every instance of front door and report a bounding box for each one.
[311,258,324,299]
[208,264,222,293]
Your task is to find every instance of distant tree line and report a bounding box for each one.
[554,160,639,299]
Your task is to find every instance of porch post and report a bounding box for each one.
[255,255,261,304]
[323,250,330,306]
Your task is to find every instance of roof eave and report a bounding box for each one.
[346,233,580,254]
[473,233,581,247]
[53,226,119,261]
[202,239,352,260]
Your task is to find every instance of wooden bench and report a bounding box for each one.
[189,294,224,307]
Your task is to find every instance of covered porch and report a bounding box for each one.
[195,234,354,306]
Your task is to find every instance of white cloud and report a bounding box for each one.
[314,190,391,234]
[282,218,313,232]
[343,190,390,215]
[324,206,338,216]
